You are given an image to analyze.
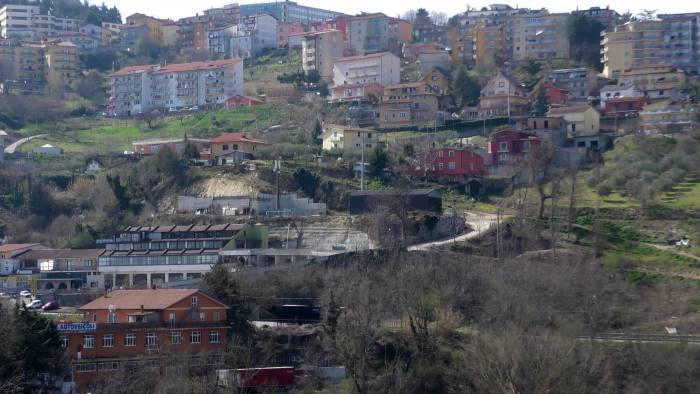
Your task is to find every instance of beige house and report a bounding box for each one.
[547,105,601,138]
[321,124,378,154]
[619,64,687,100]
[378,82,439,129]
[478,70,528,118]
[302,30,345,82]
[210,133,267,157]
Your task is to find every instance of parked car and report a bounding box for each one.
[26,300,43,309]
[0,292,9,298]
[42,301,60,311]
[19,290,32,298]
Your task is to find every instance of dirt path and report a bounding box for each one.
[646,243,700,261]
[3,134,46,154]
[408,212,500,251]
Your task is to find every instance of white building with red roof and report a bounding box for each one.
[109,59,243,116]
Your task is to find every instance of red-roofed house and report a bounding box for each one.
[63,289,229,392]
[225,95,265,109]
[528,78,569,107]
[210,133,267,164]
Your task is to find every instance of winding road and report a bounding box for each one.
[3,134,46,154]
[408,212,500,251]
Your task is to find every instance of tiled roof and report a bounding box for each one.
[111,64,158,77]
[335,51,395,63]
[112,59,241,77]
[547,105,597,115]
[211,133,267,145]
[18,249,103,260]
[79,289,228,311]
[0,243,42,253]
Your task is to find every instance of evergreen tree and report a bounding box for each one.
[451,68,480,107]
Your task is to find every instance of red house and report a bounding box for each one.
[529,78,569,107]
[604,96,650,116]
[61,289,229,392]
[487,130,541,166]
[411,147,486,181]
[225,95,265,109]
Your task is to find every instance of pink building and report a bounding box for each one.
[410,147,486,181]
[277,22,305,48]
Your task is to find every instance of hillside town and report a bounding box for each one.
[3,0,700,393]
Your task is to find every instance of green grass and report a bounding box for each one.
[17,104,287,154]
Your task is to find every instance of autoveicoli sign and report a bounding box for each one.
[58,322,97,332]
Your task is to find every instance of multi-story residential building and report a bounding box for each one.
[572,6,620,30]
[478,70,529,118]
[231,14,278,57]
[176,15,215,53]
[14,248,103,290]
[302,30,344,82]
[449,21,475,66]
[0,39,78,94]
[346,13,407,55]
[0,5,79,40]
[101,22,125,45]
[206,24,237,58]
[320,124,378,153]
[62,289,229,392]
[79,24,102,39]
[118,24,150,51]
[277,22,304,48]
[604,96,650,117]
[203,3,241,23]
[125,13,177,46]
[97,224,267,288]
[619,64,687,100]
[332,52,400,88]
[656,13,700,75]
[378,82,440,128]
[547,105,601,138]
[511,13,569,62]
[413,24,448,46]
[110,59,244,116]
[0,129,6,163]
[639,99,699,134]
[410,147,486,181]
[422,68,451,96]
[600,82,643,108]
[240,1,345,24]
[487,129,541,167]
[548,68,599,101]
[472,21,507,72]
[330,82,384,103]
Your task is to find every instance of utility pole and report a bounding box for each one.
[360,132,365,191]
[274,157,281,211]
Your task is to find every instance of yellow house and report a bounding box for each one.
[321,124,378,153]
[619,64,687,100]
[44,41,78,92]
[547,105,601,138]
[210,133,267,157]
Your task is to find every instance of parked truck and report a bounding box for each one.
[216,367,295,391]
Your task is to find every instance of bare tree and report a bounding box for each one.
[431,11,449,26]
[528,139,558,219]
[401,9,417,23]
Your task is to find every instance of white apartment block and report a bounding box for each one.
[110,59,244,116]
[302,30,344,82]
[238,14,277,56]
[332,52,400,88]
[0,5,79,40]
[347,13,392,55]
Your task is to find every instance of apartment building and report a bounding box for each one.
[346,13,407,55]
[125,13,177,46]
[602,15,700,78]
[62,289,229,392]
[79,23,102,39]
[302,30,344,82]
[97,224,267,288]
[449,21,475,66]
[320,124,378,153]
[278,22,304,48]
[0,5,79,40]
[619,64,687,100]
[48,32,100,51]
[203,3,241,23]
[378,82,440,128]
[176,15,215,53]
[472,22,507,72]
[572,6,620,30]
[410,147,486,181]
[548,68,599,100]
[511,13,569,62]
[240,1,344,24]
[118,24,150,51]
[332,52,400,88]
[206,24,237,58]
[14,248,103,290]
[110,59,243,116]
[639,99,699,134]
[229,14,278,57]
[0,39,78,94]
[101,22,125,45]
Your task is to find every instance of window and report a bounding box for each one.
[523,141,530,152]
[448,161,456,170]
[499,141,508,152]
[191,331,201,344]
[191,296,198,307]
[75,363,96,373]
[210,331,220,344]
[438,163,444,170]
[108,313,117,323]
[98,362,119,371]
[124,334,136,347]
[199,312,206,321]
[499,153,509,161]
[102,335,114,348]
[438,150,443,157]
[84,335,95,348]
[60,336,68,348]
[448,150,454,157]
[222,144,229,151]
[213,311,221,321]
[170,331,181,345]
[146,333,157,346]
[169,313,176,324]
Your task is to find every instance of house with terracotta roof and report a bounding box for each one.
[225,95,265,109]
[547,105,601,138]
[210,133,267,164]
[63,289,229,392]
[109,59,244,116]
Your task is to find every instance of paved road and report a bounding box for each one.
[3,134,46,154]
[578,333,700,344]
[408,212,500,251]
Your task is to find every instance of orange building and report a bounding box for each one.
[61,289,229,392]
